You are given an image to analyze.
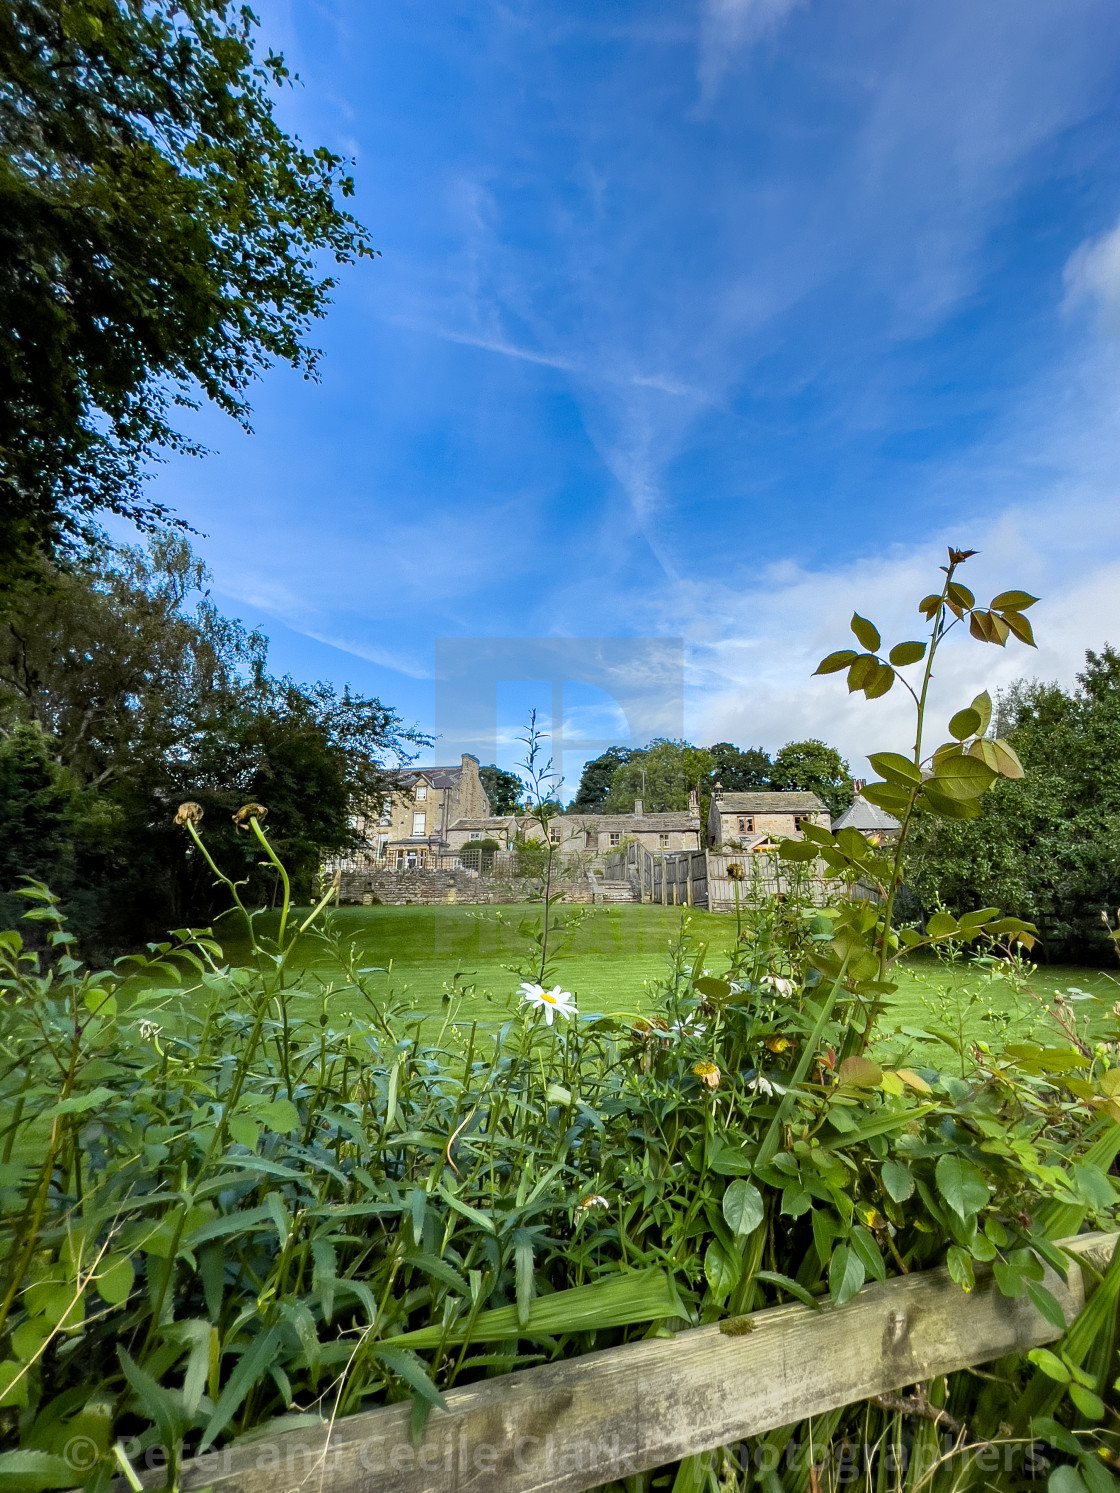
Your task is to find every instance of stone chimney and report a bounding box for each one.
[634,797,643,817]
[851,778,865,801]
[688,788,699,819]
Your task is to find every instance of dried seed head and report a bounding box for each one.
[233,803,268,830]
[692,1059,721,1089]
[726,862,745,881]
[174,801,203,827]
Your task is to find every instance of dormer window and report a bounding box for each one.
[549,825,561,844]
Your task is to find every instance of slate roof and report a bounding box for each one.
[448,816,519,831]
[557,811,700,830]
[714,791,825,813]
[387,765,467,789]
[831,796,901,833]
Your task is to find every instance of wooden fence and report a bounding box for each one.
[116,1232,1117,1493]
[705,850,828,912]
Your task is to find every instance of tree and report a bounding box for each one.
[770,739,852,820]
[601,739,714,814]
[568,746,633,812]
[479,764,523,815]
[904,647,1120,962]
[0,536,425,947]
[0,0,374,577]
[708,741,771,792]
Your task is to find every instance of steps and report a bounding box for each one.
[591,879,638,903]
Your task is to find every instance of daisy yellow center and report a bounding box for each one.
[541,990,557,1003]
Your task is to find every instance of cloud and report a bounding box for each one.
[1065,215,1120,335]
[696,0,805,101]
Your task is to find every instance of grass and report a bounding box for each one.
[217,902,1120,1054]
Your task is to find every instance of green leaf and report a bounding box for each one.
[992,738,1025,778]
[837,1056,882,1087]
[722,1179,764,1238]
[861,781,912,814]
[828,1244,865,1306]
[846,654,879,692]
[0,1450,75,1491]
[694,976,731,1000]
[1031,1415,1082,1455]
[227,1115,259,1149]
[0,1361,27,1411]
[849,1225,885,1282]
[259,1098,300,1134]
[779,840,819,861]
[881,1159,914,1203]
[946,1245,975,1292]
[1025,1279,1069,1333]
[436,1182,496,1234]
[1068,1383,1105,1420]
[850,613,881,651]
[815,650,858,675]
[919,786,984,820]
[991,590,1039,612]
[935,1155,989,1220]
[970,690,993,733]
[95,1254,135,1306]
[373,1345,449,1412]
[1002,610,1037,647]
[1049,1467,1090,1493]
[864,664,895,699]
[199,1324,282,1450]
[514,1228,535,1329]
[888,640,926,666]
[948,707,982,741]
[868,752,921,786]
[1028,1347,1071,1383]
[994,1259,1026,1298]
[704,1240,741,1302]
[929,752,997,800]
[754,1270,822,1309]
[708,1140,754,1176]
[925,911,959,938]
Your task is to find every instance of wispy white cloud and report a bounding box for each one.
[696,0,805,102]
[1065,214,1120,336]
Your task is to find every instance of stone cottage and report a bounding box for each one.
[522,792,703,857]
[706,788,828,850]
[352,754,491,869]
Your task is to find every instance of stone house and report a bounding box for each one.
[352,754,491,869]
[522,793,703,857]
[444,816,520,854]
[706,788,828,850]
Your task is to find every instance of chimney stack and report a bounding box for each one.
[634,797,643,817]
[851,778,866,801]
[688,788,699,819]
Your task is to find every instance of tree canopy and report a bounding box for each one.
[0,537,425,948]
[769,739,852,819]
[709,741,771,792]
[600,739,714,813]
[0,0,374,576]
[568,746,633,811]
[905,647,1120,962]
[479,764,523,815]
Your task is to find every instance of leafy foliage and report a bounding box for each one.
[477,764,524,815]
[601,738,714,813]
[0,0,374,574]
[568,746,634,811]
[770,738,853,819]
[709,741,772,792]
[0,537,425,948]
[904,647,1120,962]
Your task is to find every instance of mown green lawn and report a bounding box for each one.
[218,903,1120,1056]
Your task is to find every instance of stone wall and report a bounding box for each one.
[332,868,602,906]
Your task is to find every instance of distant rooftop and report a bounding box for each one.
[713,791,825,813]
[831,795,901,833]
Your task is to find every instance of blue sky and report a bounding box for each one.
[143,0,1120,785]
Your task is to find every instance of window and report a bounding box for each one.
[416,783,427,800]
[379,803,391,826]
[550,824,561,844]
[659,833,670,848]
[377,834,389,857]
[412,812,426,836]
[737,817,754,833]
[469,831,481,841]
[609,832,620,847]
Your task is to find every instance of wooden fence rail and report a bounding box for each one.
[113,1232,1116,1493]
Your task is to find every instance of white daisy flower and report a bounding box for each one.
[747,1074,787,1097]
[518,981,577,1025]
[761,975,795,996]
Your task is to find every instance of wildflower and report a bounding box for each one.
[233,802,268,830]
[747,1073,786,1097]
[631,1016,670,1041]
[574,1192,609,1221]
[692,1059,721,1090]
[764,1035,794,1053]
[138,1020,161,1043]
[173,801,203,827]
[761,974,795,997]
[726,862,745,881]
[518,981,577,1025]
[670,1016,705,1039]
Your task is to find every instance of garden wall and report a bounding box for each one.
[333,868,600,906]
